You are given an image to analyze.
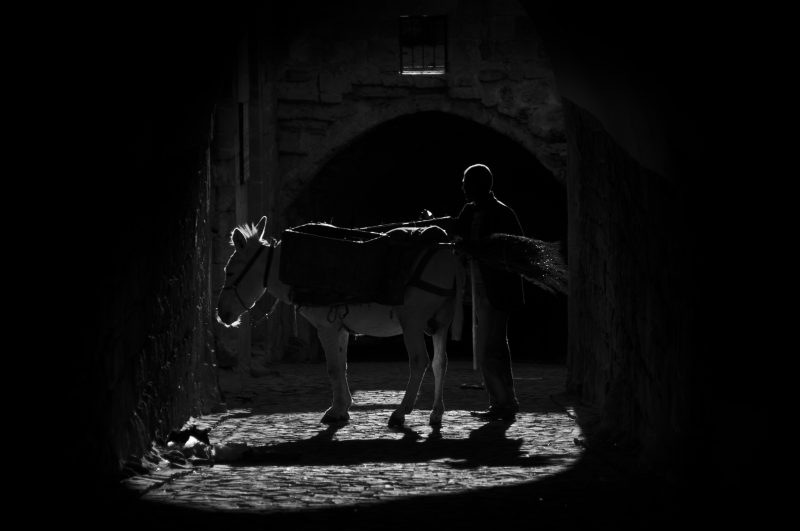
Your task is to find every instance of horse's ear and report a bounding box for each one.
[232,228,246,249]
[256,216,267,239]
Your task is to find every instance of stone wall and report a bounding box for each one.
[218,0,569,364]
[210,101,250,371]
[564,100,694,478]
[269,0,566,226]
[520,0,724,487]
[60,9,241,489]
[72,143,219,488]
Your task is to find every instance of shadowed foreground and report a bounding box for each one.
[86,362,747,529]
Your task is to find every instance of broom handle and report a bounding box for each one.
[358,216,455,232]
[470,260,479,372]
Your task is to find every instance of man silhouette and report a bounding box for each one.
[453,164,524,421]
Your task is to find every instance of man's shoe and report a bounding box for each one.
[470,406,517,421]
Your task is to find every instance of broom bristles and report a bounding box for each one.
[456,233,567,295]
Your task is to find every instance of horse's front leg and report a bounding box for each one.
[318,325,352,424]
[389,324,429,428]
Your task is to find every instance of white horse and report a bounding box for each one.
[216,216,464,428]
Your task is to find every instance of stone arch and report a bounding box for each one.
[280,105,568,364]
[276,99,566,218]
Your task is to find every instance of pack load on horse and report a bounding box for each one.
[279,221,456,307]
[216,216,565,428]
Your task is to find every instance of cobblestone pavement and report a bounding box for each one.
[113,361,695,529]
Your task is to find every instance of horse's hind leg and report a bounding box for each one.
[429,326,448,426]
[318,325,352,424]
[389,324,429,428]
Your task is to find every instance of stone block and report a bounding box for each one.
[519,81,551,105]
[490,15,516,41]
[277,130,314,155]
[497,101,519,118]
[212,104,238,150]
[351,84,409,99]
[492,41,515,58]
[381,73,414,87]
[278,102,326,120]
[319,73,348,103]
[283,69,314,82]
[451,73,476,87]
[514,15,537,39]
[523,66,546,80]
[278,118,331,135]
[214,185,236,212]
[211,161,238,187]
[507,66,527,82]
[490,0,526,15]
[277,80,319,102]
[319,91,343,104]
[480,86,499,107]
[454,20,483,39]
[367,41,398,66]
[411,76,447,89]
[330,41,356,63]
[448,38,479,67]
[479,68,507,82]
[478,40,493,61]
[449,86,481,100]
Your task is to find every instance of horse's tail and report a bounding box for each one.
[450,257,466,341]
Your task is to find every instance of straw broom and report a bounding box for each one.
[454,233,567,295]
[355,216,567,294]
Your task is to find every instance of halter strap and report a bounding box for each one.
[408,246,456,296]
[263,243,274,288]
[230,244,265,288]
[222,242,274,312]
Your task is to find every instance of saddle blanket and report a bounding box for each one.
[279,223,449,306]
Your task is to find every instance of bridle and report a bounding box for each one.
[222,242,274,313]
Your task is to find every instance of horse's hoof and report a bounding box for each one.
[321,411,349,424]
[428,427,443,440]
[388,412,405,428]
[429,407,444,427]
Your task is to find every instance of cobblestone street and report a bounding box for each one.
[112,361,693,529]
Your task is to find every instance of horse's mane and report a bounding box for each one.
[230,222,277,246]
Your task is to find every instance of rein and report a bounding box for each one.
[250,244,279,324]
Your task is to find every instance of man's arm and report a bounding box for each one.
[493,203,524,237]
[508,207,524,237]
[452,203,473,241]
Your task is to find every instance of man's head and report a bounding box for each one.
[462,164,493,202]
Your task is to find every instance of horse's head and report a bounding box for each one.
[216,216,272,327]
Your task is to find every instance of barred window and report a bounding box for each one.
[399,15,446,75]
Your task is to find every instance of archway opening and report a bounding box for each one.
[288,111,567,363]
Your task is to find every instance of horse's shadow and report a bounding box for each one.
[220,420,566,469]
